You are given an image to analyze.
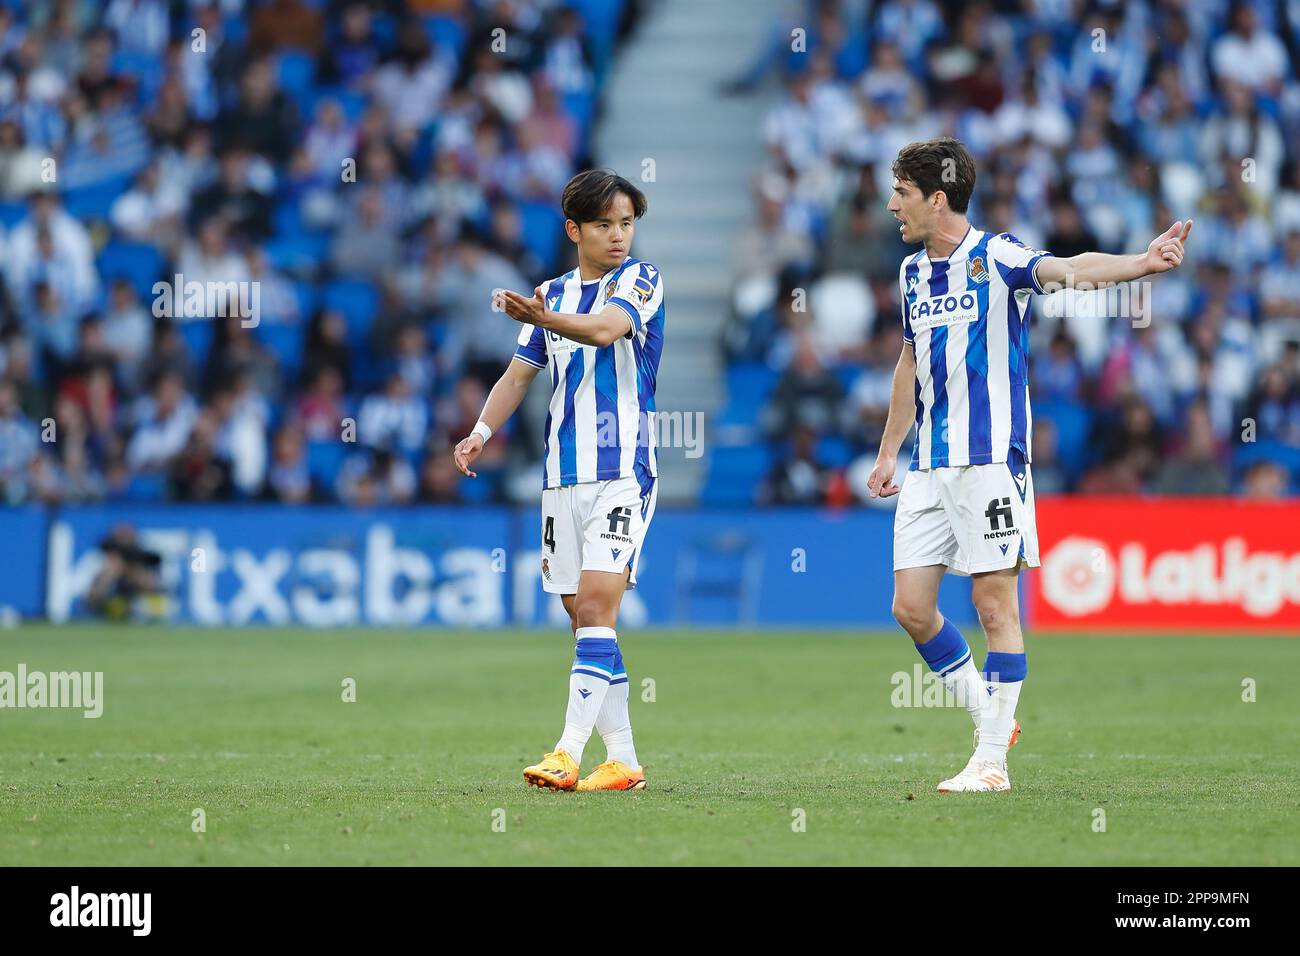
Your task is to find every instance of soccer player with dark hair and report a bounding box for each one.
[453,169,664,792]
[868,137,1193,792]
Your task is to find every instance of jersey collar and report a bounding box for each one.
[925,224,978,263]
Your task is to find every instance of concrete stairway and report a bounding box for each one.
[594,0,790,503]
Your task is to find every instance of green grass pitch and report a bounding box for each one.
[1,625,1296,866]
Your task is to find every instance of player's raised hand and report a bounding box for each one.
[453,433,484,478]
[496,287,547,325]
[1144,220,1193,274]
[866,454,901,498]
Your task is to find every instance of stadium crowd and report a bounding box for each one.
[715,0,1300,506]
[2,0,1298,510]
[0,0,621,507]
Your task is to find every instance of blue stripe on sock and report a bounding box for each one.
[938,648,972,676]
[572,637,619,685]
[609,677,628,686]
[983,651,1027,683]
[915,618,970,676]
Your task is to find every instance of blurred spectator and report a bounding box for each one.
[126,370,197,473]
[357,371,428,454]
[100,279,153,390]
[6,192,98,313]
[760,425,829,506]
[295,366,346,442]
[111,160,187,247]
[716,0,1300,507]
[1030,419,1067,496]
[0,120,44,197]
[1240,460,1291,498]
[263,423,315,504]
[338,447,417,506]
[1154,400,1231,495]
[762,334,843,439]
[84,525,164,620]
[0,377,38,502]
[418,447,462,504]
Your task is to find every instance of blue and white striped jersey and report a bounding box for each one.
[899,228,1051,470]
[513,257,665,490]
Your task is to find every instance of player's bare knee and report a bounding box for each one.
[973,593,1019,636]
[892,596,937,640]
[573,594,616,630]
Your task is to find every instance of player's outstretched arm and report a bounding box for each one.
[496,287,632,348]
[867,343,917,499]
[1033,220,1193,290]
[453,358,541,478]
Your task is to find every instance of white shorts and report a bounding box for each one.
[893,448,1039,576]
[540,475,658,594]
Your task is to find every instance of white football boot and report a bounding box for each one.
[937,755,1011,792]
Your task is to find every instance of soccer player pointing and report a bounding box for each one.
[867,138,1191,792]
[454,170,665,792]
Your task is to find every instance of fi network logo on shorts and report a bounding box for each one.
[50,886,151,936]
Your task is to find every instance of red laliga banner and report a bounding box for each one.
[1030,498,1300,632]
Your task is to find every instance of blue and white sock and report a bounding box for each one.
[595,645,638,769]
[974,651,1026,762]
[555,627,619,765]
[914,618,989,728]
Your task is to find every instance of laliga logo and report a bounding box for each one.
[1044,534,1300,617]
[1041,537,1115,616]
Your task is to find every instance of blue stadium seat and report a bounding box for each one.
[727,361,780,404]
[423,14,467,61]
[516,200,564,271]
[264,234,329,274]
[1034,401,1092,476]
[369,11,398,47]
[176,320,215,368]
[562,90,595,140]
[272,199,305,236]
[700,444,771,506]
[715,362,780,428]
[122,473,167,501]
[0,200,25,227]
[276,50,317,100]
[565,0,623,75]
[113,50,164,104]
[458,470,496,503]
[321,278,378,346]
[294,281,318,318]
[307,440,347,488]
[1234,439,1300,482]
[62,174,134,221]
[98,241,165,300]
[302,85,367,122]
[815,435,855,469]
[253,323,305,383]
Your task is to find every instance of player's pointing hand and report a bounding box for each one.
[497,287,548,325]
[1144,219,1193,274]
[453,433,483,478]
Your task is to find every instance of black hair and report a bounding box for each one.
[561,169,647,225]
[891,137,977,214]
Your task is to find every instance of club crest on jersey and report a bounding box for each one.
[968,255,989,284]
